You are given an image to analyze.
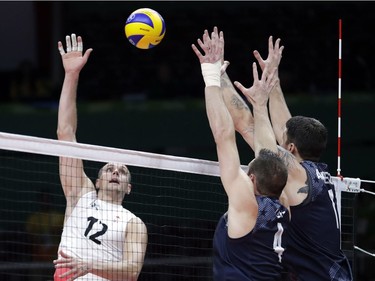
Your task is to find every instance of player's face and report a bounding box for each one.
[99,163,130,193]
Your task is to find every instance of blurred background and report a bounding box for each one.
[0,1,374,280]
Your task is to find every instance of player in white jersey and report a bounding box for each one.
[53,33,147,281]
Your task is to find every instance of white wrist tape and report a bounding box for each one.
[201,61,221,87]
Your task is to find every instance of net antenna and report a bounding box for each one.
[333,19,375,262]
[337,18,342,177]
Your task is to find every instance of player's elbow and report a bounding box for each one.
[124,267,142,281]
[123,260,145,281]
[127,273,139,281]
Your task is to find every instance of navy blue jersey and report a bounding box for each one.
[213,196,289,281]
[282,161,353,281]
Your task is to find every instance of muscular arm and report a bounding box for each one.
[192,27,257,238]
[91,217,148,281]
[206,82,258,238]
[56,34,94,216]
[269,83,292,144]
[221,71,255,151]
[253,36,291,144]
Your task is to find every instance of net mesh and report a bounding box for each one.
[340,191,358,276]
[0,132,357,281]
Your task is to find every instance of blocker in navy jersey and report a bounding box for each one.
[213,196,289,281]
[282,161,353,281]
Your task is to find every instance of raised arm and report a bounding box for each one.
[192,27,257,238]
[220,37,287,152]
[221,68,255,151]
[234,61,290,212]
[253,36,291,144]
[234,63,279,156]
[216,27,255,151]
[192,28,238,185]
[195,29,255,152]
[56,34,94,214]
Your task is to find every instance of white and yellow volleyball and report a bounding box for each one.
[124,8,166,49]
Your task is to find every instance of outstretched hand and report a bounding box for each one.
[234,64,278,108]
[191,26,224,65]
[253,36,284,77]
[58,33,93,74]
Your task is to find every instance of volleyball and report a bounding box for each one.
[124,8,166,49]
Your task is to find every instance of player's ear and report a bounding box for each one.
[127,183,132,195]
[249,174,255,183]
[287,142,296,153]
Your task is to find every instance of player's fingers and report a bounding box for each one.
[279,45,284,56]
[219,31,225,63]
[220,61,230,74]
[205,38,212,52]
[219,30,224,43]
[203,31,212,50]
[252,62,259,82]
[275,38,281,50]
[213,26,218,36]
[71,33,78,51]
[59,271,70,278]
[65,35,72,52]
[245,94,256,105]
[211,31,217,52]
[253,50,264,63]
[233,81,247,94]
[71,268,84,281]
[203,30,210,44]
[83,48,93,61]
[59,249,72,259]
[59,267,74,278]
[58,41,65,56]
[191,44,203,59]
[253,50,266,71]
[268,35,274,51]
[77,36,83,52]
[197,38,208,53]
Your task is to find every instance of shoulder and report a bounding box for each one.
[126,216,148,241]
[76,190,97,205]
[66,191,97,218]
[128,216,147,231]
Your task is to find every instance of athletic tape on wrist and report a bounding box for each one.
[201,61,221,87]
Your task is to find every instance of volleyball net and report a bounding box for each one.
[0,131,370,280]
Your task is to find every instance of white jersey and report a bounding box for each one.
[58,191,136,281]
